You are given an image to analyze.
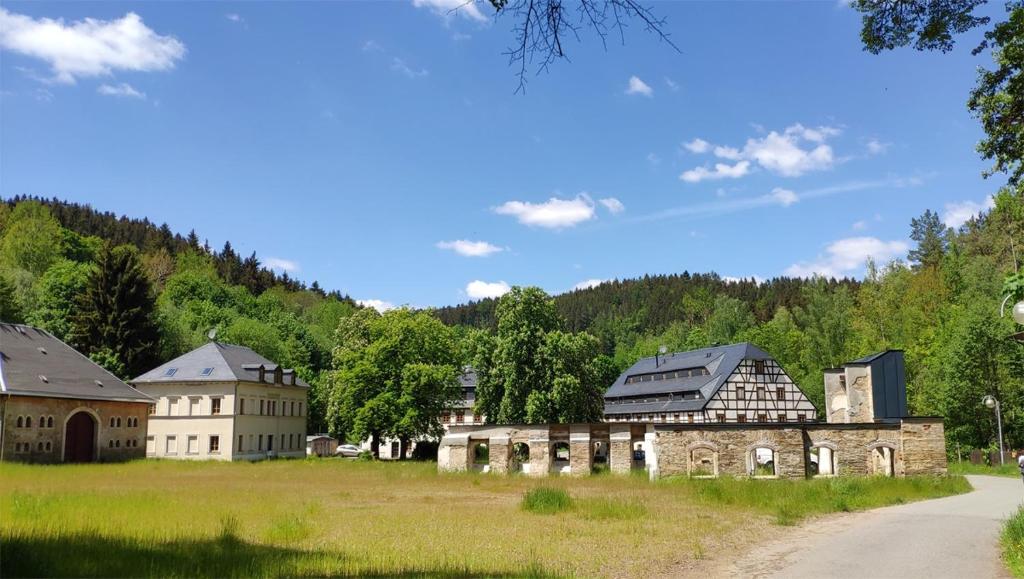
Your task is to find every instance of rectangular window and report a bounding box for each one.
[441,412,450,423]
[298,402,303,416]
[168,397,179,416]
[211,398,221,415]
[200,367,214,376]
[736,386,745,400]
[716,413,725,423]
[146,435,155,454]
[473,414,481,424]
[688,413,694,424]
[260,400,265,415]
[187,435,198,454]
[797,413,806,423]
[267,435,274,451]
[209,435,220,453]
[249,434,254,451]
[258,434,263,451]
[189,397,200,416]
[455,411,464,424]
[757,387,765,400]
[758,413,767,423]
[163,367,178,377]
[147,405,155,415]
[673,413,680,422]
[238,434,244,451]
[779,414,787,423]
[776,386,785,401]
[239,398,245,415]
[754,360,766,375]
[166,435,178,454]
[737,415,747,423]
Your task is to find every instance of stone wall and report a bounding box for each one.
[900,419,948,476]
[436,419,946,479]
[655,427,806,478]
[2,395,150,463]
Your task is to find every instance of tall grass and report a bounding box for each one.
[0,459,970,578]
[949,461,1022,478]
[1004,506,1024,577]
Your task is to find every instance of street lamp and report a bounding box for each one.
[982,395,1005,466]
[1000,295,1024,343]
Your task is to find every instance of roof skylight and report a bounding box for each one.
[164,368,178,377]
[200,367,214,376]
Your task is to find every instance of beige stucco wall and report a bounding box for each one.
[2,395,151,463]
[136,380,307,461]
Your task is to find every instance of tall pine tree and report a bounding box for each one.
[70,244,160,378]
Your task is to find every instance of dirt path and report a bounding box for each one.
[688,475,1023,579]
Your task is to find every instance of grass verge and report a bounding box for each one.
[1004,506,1024,577]
[949,461,1022,478]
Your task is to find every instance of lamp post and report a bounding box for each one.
[982,395,1005,466]
[1000,295,1024,343]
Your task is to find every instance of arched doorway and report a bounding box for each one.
[64,411,97,463]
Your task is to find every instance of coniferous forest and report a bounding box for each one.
[1,192,1022,455]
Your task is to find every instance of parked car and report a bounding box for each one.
[335,444,362,458]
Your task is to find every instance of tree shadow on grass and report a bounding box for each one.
[1,532,555,578]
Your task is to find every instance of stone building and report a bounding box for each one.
[438,347,947,478]
[132,341,308,461]
[0,323,154,463]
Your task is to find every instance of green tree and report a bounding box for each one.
[327,308,461,457]
[0,274,23,323]
[0,201,64,276]
[492,287,560,423]
[70,244,160,378]
[26,259,91,341]
[909,209,949,267]
[706,295,755,345]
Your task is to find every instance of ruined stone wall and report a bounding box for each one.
[823,370,848,424]
[900,419,948,476]
[805,425,901,476]
[2,395,150,463]
[655,427,806,478]
[846,366,874,423]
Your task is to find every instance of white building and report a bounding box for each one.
[132,341,308,461]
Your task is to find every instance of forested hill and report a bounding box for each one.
[435,273,858,334]
[2,195,353,301]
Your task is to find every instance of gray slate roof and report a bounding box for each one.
[132,342,309,387]
[604,342,772,415]
[0,323,153,403]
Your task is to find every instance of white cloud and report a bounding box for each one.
[680,160,751,183]
[263,257,299,272]
[494,194,597,229]
[0,8,186,84]
[713,145,742,160]
[34,88,54,102]
[769,187,799,207]
[97,82,145,99]
[646,152,661,165]
[785,237,908,278]
[942,196,995,228]
[391,57,428,78]
[362,40,383,52]
[599,197,625,214]
[357,299,396,313]
[225,13,243,23]
[436,239,504,257]
[664,77,679,91]
[852,220,867,231]
[625,75,653,97]
[866,139,890,155]
[573,279,607,291]
[466,280,511,299]
[723,275,765,284]
[741,125,837,177]
[412,0,488,22]
[683,138,710,154]
[680,123,840,181]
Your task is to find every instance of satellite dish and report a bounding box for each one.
[207,328,218,341]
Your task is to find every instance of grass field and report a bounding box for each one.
[949,460,1023,478]
[0,459,969,578]
[1005,506,1024,578]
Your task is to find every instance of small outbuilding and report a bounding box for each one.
[306,434,338,457]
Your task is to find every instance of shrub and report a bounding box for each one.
[521,487,573,515]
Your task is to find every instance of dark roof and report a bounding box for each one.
[132,342,309,387]
[604,342,772,415]
[846,350,903,365]
[0,323,153,403]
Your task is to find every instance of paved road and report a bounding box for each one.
[728,476,1024,579]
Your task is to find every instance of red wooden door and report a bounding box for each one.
[64,412,96,463]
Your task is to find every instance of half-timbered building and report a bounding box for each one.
[603,343,818,424]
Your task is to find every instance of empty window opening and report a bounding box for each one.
[809,446,836,476]
[472,442,489,466]
[750,447,777,477]
[689,447,718,477]
[551,441,571,474]
[512,442,530,473]
[872,446,896,477]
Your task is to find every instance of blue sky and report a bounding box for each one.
[0,1,1002,310]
